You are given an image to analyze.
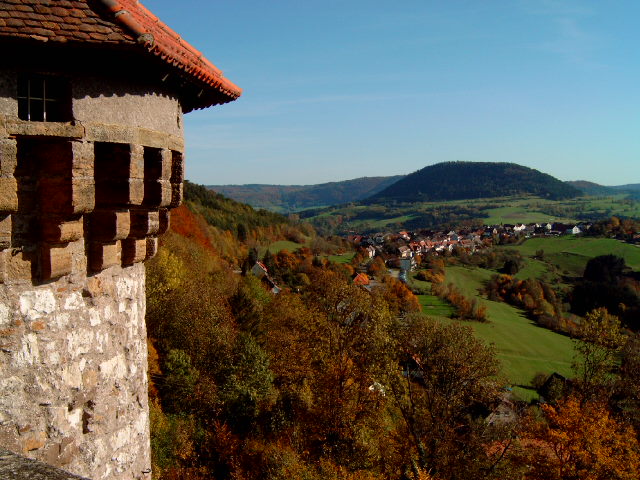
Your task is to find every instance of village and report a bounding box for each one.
[343,221,594,285]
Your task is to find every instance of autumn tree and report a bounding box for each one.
[522,397,640,480]
[391,316,503,479]
[572,308,626,402]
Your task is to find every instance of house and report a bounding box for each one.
[0,1,240,478]
[252,261,269,278]
[569,225,582,235]
[366,245,376,258]
[398,245,412,258]
[353,272,370,286]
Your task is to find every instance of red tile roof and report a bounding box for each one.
[0,0,241,110]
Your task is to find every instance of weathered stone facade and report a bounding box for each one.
[0,1,241,477]
[0,264,149,479]
[0,70,184,479]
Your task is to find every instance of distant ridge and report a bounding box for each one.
[208,176,404,212]
[567,181,640,199]
[565,180,615,196]
[367,161,582,203]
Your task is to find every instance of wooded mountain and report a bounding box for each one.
[367,161,581,203]
[565,180,616,196]
[567,181,640,199]
[185,181,289,232]
[208,175,404,212]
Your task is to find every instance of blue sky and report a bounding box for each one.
[146,0,639,186]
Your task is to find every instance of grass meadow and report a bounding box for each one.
[441,265,575,401]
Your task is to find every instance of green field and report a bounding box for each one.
[306,193,640,234]
[483,206,576,225]
[260,240,305,256]
[327,252,356,264]
[442,266,575,401]
[418,294,455,317]
[502,236,640,277]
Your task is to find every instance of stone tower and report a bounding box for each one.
[0,1,241,478]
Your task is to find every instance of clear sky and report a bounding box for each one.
[145,0,639,186]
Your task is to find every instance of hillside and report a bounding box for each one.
[565,180,615,196]
[208,175,404,212]
[367,161,581,203]
[184,181,288,233]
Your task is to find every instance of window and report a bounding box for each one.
[17,75,71,122]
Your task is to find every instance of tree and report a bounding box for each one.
[391,316,502,479]
[161,349,200,414]
[522,397,640,480]
[583,255,626,284]
[502,259,520,275]
[572,308,626,402]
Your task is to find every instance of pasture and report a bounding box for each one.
[443,266,575,401]
[502,236,640,276]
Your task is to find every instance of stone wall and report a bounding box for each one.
[0,447,90,480]
[0,264,150,479]
[0,67,187,479]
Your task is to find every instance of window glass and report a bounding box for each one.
[17,75,71,122]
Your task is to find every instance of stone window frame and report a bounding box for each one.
[17,74,72,123]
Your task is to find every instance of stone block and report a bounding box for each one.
[170,181,183,208]
[5,119,83,138]
[121,238,147,265]
[40,243,73,280]
[41,217,83,243]
[0,138,17,177]
[0,177,18,212]
[170,150,184,184]
[85,123,136,144]
[167,136,185,152]
[96,178,144,207]
[146,237,158,260]
[71,141,94,178]
[143,180,171,207]
[160,149,173,180]
[158,208,170,235]
[137,128,170,149]
[89,241,120,272]
[39,178,94,215]
[0,214,11,249]
[91,210,130,241]
[129,210,159,237]
[5,249,35,282]
[21,431,47,452]
[0,251,5,283]
[130,144,145,180]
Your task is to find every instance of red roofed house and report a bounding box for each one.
[353,272,370,286]
[0,1,240,478]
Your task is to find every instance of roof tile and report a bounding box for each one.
[5,18,24,27]
[0,0,241,108]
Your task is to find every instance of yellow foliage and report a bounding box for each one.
[525,397,640,480]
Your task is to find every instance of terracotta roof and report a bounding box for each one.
[0,0,241,109]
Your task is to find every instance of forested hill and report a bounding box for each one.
[184,180,288,232]
[565,180,616,196]
[367,161,581,203]
[208,175,404,212]
[567,181,640,199]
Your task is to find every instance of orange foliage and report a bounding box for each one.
[381,276,421,314]
[523,397,640,480]
[170,204,216,254]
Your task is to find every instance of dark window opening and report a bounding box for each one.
[17,75,72,122]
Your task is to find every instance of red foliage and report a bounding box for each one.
[170,205,216,254]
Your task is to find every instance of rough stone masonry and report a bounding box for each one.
[0,1,241,478]
[0,69,183,479]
